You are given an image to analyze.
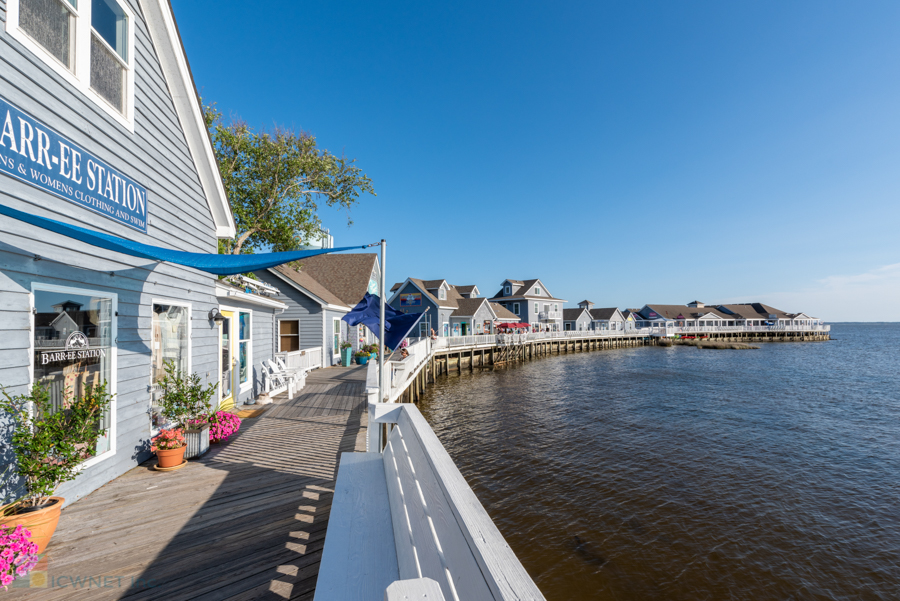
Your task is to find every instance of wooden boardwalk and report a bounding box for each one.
[10,365,369,600]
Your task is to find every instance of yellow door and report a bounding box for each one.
[219,310,236,410]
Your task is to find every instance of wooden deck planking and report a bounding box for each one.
[9,365,369,600]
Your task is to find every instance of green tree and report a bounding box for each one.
[205,104,376,255]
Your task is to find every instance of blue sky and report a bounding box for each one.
[173,1,899,321]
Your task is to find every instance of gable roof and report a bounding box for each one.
[420,279,448,290]
[141,0,235,238]
[589,307,622,321]
[489,278,565,301]
[269,265,347,308]
[451,297,490,317]
[453,285,479,295]
[562,308,590,321]
[391,278,458,309]
[490,303,520,321]
[290,254,378,307]
[641,304,731,320]
[390,282,403,292]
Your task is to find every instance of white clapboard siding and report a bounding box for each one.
[384,414,494,601]
[314,453,400,601]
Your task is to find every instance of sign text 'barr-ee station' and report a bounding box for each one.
[0,94,149,233]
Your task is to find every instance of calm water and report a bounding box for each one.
[418,324,900,600]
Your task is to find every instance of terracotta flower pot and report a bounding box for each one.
[0,496,65,554]
[156,445,186,468]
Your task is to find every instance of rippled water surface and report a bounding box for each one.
[417,324,900,600]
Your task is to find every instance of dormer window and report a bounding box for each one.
[8,0,136,129]
[504,285,511,296]
[438,287,446,300]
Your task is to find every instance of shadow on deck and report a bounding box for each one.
[10,365,368,600]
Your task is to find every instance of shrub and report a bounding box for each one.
[157,362,218,430]
[208,411,242,443]
[0,381,113,510]
[150,429,185,451]
[0,524,39,590]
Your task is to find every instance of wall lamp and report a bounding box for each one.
[208,308,227,324]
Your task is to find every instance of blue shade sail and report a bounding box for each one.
[0,202,368,275]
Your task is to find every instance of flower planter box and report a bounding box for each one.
[184,425,210,459]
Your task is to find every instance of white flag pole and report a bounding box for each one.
[379,239,386,405]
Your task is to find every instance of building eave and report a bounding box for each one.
[140,0,236,239]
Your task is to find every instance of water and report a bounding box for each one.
[417,324,900,600]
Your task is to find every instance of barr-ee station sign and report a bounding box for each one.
[0,95,149,233]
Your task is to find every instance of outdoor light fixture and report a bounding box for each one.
[208,308,227,323]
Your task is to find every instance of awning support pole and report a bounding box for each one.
[379,239,386,407]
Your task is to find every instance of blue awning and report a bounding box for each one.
[0,202,368,276]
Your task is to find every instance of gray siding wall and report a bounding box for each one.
[0,0,221,505]
[389,282,442,339]
[450,303,494,335]
[255,270,325,354]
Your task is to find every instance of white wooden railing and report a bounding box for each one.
[275,347,323,372]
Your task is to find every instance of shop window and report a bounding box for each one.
[150,302,189,431]
[7,0,136,128]
[33,285,115,462]
[238,312,250,386]
[279,320,299,352]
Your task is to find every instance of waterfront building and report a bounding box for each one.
[0,0,284,503]
[389,278,457,337]
[562,307,592,331]
[488,278,567,331]
[577,300,627,331]
[255,253,382,364]
[451,297,501,335]
[636,301,824,330]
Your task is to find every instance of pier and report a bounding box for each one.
[9,367,369,601]
[368,324,830,408]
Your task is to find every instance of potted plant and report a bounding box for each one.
[0,524,39,589]
[150,429,186,468]
[354,350,370,366]
[157,362,217,460]
[365,344,379,360]
[0,381,113,554]
[340,341,353,367]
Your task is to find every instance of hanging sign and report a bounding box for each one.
[0,95,148,232]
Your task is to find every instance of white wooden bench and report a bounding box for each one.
[314,403,545,601]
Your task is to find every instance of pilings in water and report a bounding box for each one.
[393,329,829,405]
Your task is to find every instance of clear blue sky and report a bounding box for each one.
[172,1,899,321]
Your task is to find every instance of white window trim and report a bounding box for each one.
[149,298,191,435]
[31,282,118,470]
[238,309,252,394]
[6,0,137,132]
[277,318,300,353]
[513,302,519,315]
[332,317,341,358]
[504,285,511,295]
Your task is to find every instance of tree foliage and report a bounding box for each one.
[205,104,376,255]
[0,381,113,508]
